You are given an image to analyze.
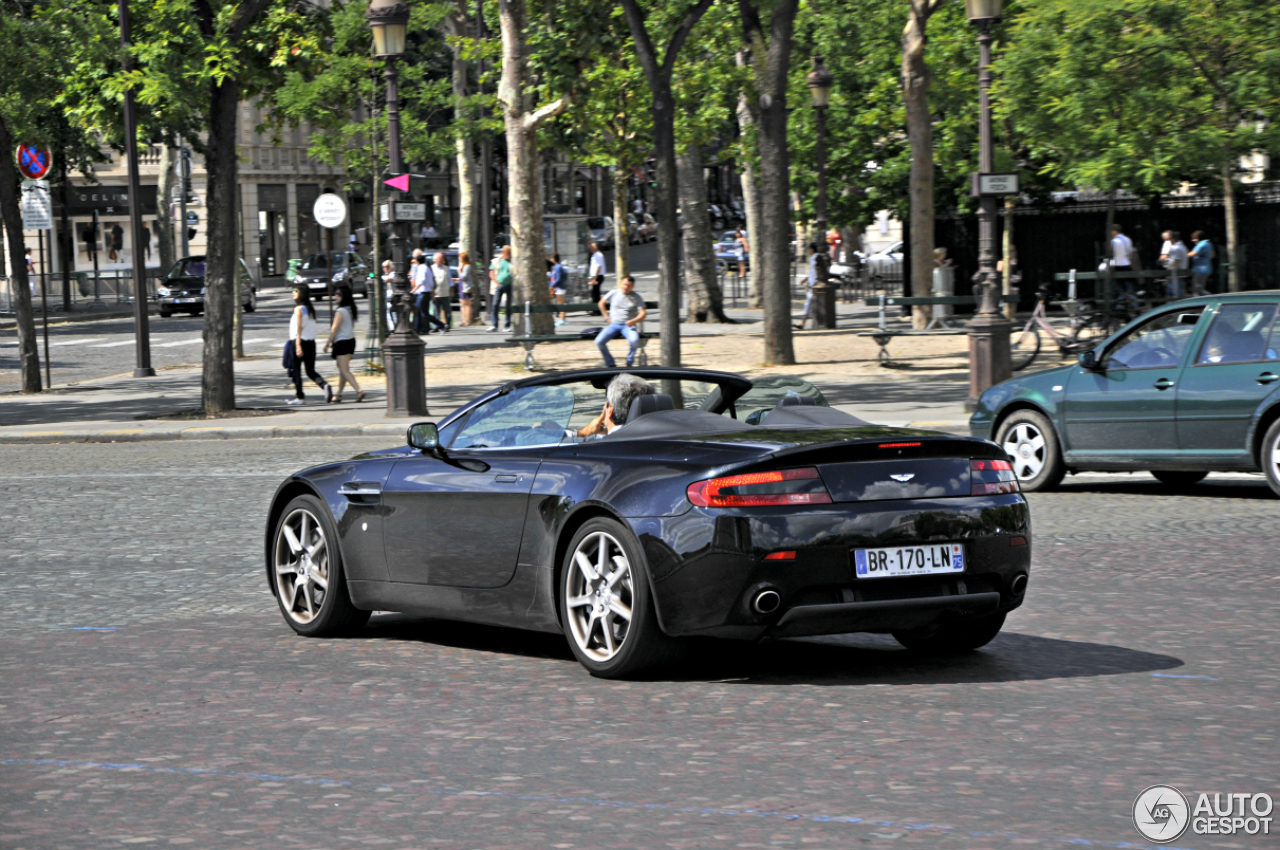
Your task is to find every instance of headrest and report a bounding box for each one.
[628,393,675,422]
[777,393,818,408]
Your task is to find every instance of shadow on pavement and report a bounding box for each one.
[358,616,1183,686]
[1057,476,1272,500]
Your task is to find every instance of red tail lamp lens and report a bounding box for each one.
[878,442,922,449]
[764,551,797,561]
[971,458,1019,495]
[687,467,833,508]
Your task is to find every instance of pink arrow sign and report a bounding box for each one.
[383,174,410,192]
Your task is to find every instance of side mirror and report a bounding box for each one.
[1078,350,1101,371]
[407,422,441,453]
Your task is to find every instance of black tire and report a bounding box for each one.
[995,409,1065,491]
[270,494,370,637]
[1260,418,1280,498]
[894,612,1006,653]
[1150,470,1208,489]
[1010,325,1041,372]
[558,517,682,679]
[158,309,171,318]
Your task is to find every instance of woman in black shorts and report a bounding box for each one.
[323,285,365,402]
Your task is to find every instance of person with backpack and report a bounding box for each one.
[1189,230,1215,296]
[284,285,332,405]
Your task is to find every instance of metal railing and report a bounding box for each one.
[0,270,166,316]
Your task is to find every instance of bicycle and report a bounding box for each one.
[1010,285,1135,371]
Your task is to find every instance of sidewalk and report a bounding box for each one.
[0,301,977,444]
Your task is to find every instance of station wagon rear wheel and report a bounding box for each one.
[1261,419,1280,498]
[560,518,680,678]
[996,410,1065,491]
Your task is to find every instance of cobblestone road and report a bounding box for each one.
[1,439,1276,849]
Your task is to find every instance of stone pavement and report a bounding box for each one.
[0,299,989,444]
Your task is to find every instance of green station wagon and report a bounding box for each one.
[970,292,1280,495]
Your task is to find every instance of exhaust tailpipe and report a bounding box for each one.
[1010,573,1028,596]
[752,589,781,615]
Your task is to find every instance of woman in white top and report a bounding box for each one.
[457,251,476,326]
[286,285,332,405]
[323,284,364,403]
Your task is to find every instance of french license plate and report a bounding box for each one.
[175,298,196,303]
[854,544,964,579]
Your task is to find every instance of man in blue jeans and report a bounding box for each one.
[594,275,647,368]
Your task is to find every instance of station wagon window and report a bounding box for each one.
[450,386,575,449]
[1196,303,1279,365]
[1103,307,1204,370]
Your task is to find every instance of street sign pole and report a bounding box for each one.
[178,149,190,257]
[118,0,154,378]
[313,193,347,326]
[38,229,50,388]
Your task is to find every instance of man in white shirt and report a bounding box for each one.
[431,252,452,331]
[588,241,607,303]
[1109,224,1136,306]
[1166,231,1189,299]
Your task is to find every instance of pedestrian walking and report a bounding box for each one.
[322,284,365,403]
[797,243,818,330]
[588,241,606,305]
[431,252,452,331]
[826,227,842,263]
[734,229,749,283]
[549,252,568,325]
[284,285,332,405]
[413,255,445,334]
[1166,231,1189,299]
[1189,231,1214,296]
[594,275,647,368]
[381,259,397,328]
[25,247,36,296]
[1108,224,1136,307]
[489,245,514,332]
[457,251,476,326]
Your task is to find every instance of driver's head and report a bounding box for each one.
[606,373,655,426]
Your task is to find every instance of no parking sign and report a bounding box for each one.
[16,144,52,180]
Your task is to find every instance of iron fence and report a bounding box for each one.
[0,269,165,316]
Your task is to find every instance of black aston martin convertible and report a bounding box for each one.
[265,368,1031,678]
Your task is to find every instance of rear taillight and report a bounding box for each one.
[971,458,1019,495]
[687,467,833,508]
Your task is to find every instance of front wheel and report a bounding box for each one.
[1010,325,1041,372]
[271,495,370,636]
[1260,418,1280,498]
[894,612,1006,653]
[996,409,1065,491]
[559,518,681,679]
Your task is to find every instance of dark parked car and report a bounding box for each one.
[971,292,1280,495]
[156,256,257,318]
[295,251,370,298]
[265,368,1031,678]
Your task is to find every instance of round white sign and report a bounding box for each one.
[313,193,347,229]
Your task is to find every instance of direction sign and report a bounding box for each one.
[21,180,52,230]
[16,145,52,180]
[971,172,1020,196]
[383,174,410,193]
[313,193,347,229]
[394,202,426,221]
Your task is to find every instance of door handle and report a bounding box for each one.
[494,474,520,483]
[339,482,382,498]
[1153,378,1175,390]
[1258,373,1279,385]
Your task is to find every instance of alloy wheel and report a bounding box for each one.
[1002,423,1046,481]
[274,508,330,625]
[565,531,634,662]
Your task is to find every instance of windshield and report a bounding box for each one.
[167,258,206,278]
[301,253,347,270]
[588,217,608,229]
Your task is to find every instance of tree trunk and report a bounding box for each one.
[736,50,762,308]
[201,78,240,413]
[741,0,800,366]
[902,1,937,330]
[498,0,564,336]
[0,111,42,392]
[612,167,631,282]
[448,5,476,262]
[1222,159,1240,292]
[677,144,728,322]
[155,143,176,273]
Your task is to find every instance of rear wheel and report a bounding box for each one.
[1010,325,1041,372]
[1150,470,1208,489]
[996,409,1065,491]
[894,612,1006,653]
[158,308,171,318]
[271,495,369,637]
[559,518,681,679]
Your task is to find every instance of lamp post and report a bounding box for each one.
[806,56,837,329]
[118,0,154,377]
[367,0,427,417]
[964,0,1010,410]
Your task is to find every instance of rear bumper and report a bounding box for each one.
[631,494,1030,639]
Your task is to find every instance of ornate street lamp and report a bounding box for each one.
[964,0,1010,409]
[806,56,837,329]
[367,0,427,416]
